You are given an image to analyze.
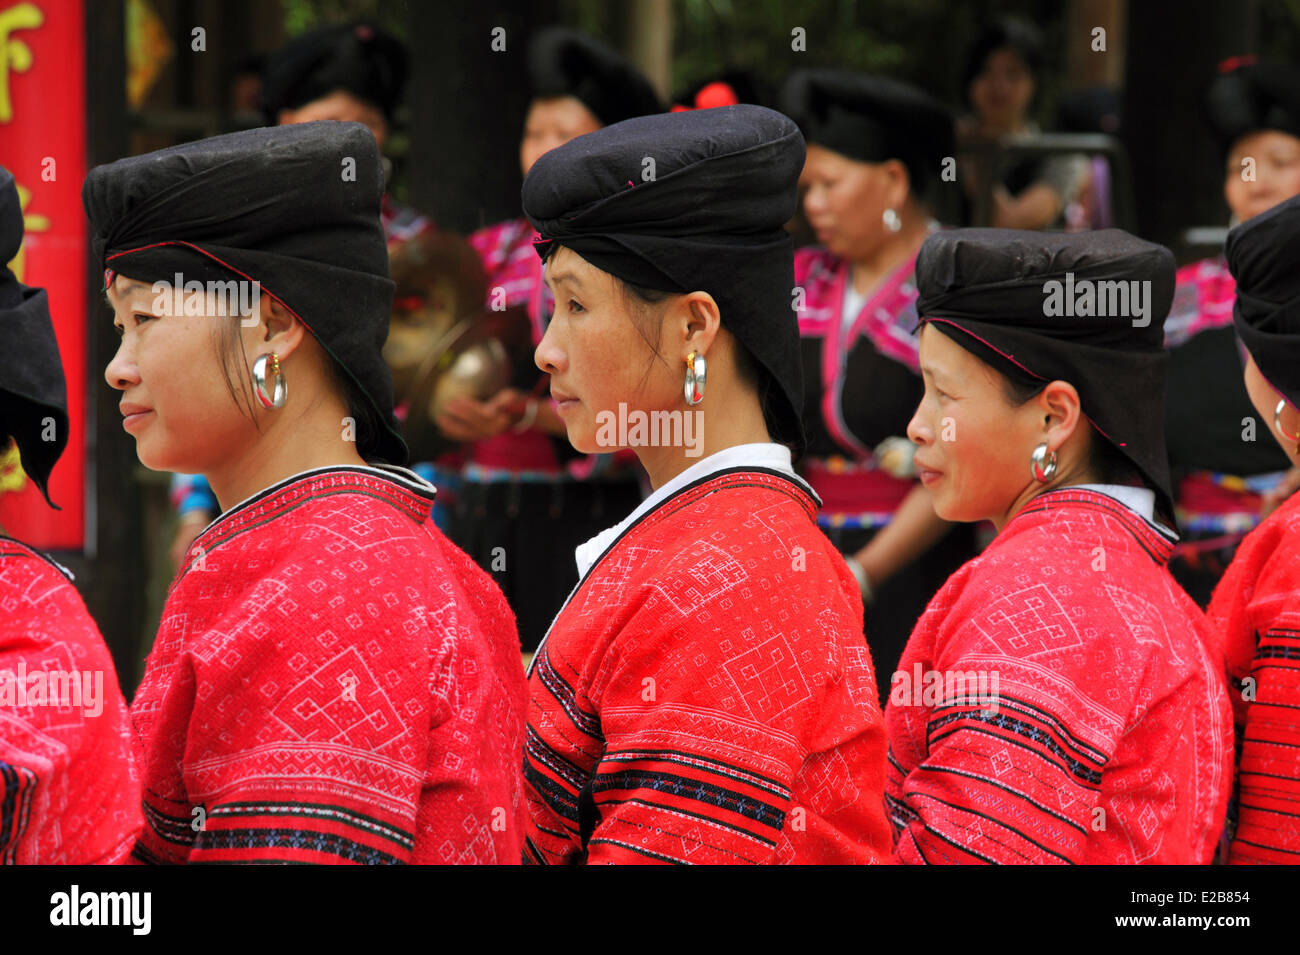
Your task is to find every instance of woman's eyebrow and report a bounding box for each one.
[544,268,584,290]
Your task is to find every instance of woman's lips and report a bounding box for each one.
[122,410,154,431]
[551,390,579,413]
[915,461,943,485]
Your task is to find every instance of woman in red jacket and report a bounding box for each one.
[1211,191,1300,863]
[85,122,526,865]
[887,228,1233,864]
[519,105,893,864]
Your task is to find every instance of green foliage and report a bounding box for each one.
[279,0,410,39]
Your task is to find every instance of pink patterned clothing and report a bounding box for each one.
[1165,256,1235,349]
[469,216,553,346]
[467,217,562,475]
[381,194,433,249]
[885,488,1233,864]
[1,537,142,863]
[130,466,528,864]
[793,246,922,527]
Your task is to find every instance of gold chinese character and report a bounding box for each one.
[0,2,43,123]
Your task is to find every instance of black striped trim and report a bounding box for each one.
[599,796,778,849]
[208,801,415,850]
[142,801,198,847]
[525,726,591,790]
[959,692,1110,765]
[0,762,37,864]
[591,769,786,831]
[532,654,603,741]
[523,759,581,824]
[601,748,792,802]
[927,718,1105,789]
[919,764,1089,837]
[587,837,687,864]
[129,842,169,865]
[907,790,1074,861]
[195,827,405,864]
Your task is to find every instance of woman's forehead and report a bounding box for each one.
[106,275,152,302]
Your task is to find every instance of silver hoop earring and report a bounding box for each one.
[1276,399,1300,450]
[1030,442,1058,483]
[684,351,706,406]
[882,208,902,233]
[253,353,288,409]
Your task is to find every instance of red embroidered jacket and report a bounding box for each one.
[522,467,893,864]
[885,488,1233,864]
[1,537,141,863]
[130,467,528,864]
[1209,490,1300,863]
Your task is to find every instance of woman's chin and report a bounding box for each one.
[569,434,604,455]
[134,437,181,474]
[929,491,974,525]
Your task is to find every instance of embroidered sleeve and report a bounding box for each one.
[581,628,803,865]
[887,616,1110,864]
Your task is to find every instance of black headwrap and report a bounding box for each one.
[1205,59,1300,156]
[523,104,807,455]
[0,167,67,508]
[1226,190,1300,410]
[83,121,406,465]
[780,70,954,199]
[262,20,408,125]
[528,27,663,126]
[915,228,1176,520]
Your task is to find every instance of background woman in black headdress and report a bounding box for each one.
[443,27,662,654]
[957,17,1087,230]
[781,70,978,697]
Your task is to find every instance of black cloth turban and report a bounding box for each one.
[528,27,663,126]
[1226,190,1300,412]
[780,69,954,198]
[1206,60,1300,156]
[262,20,408,125]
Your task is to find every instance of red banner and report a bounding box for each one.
[0,0,87,549]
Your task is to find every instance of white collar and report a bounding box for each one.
[573,443,800,579]
[1073,483,1156,521]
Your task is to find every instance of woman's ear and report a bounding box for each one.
[882,159,912,211]
[677,291,721,355]
[1037,379,1084,451]
[261,296,307,359]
